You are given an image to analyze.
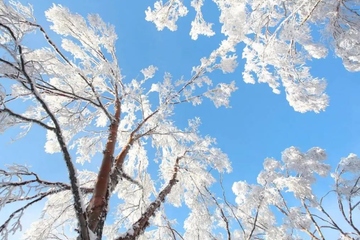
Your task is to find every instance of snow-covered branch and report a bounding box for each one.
[0,165,93,239]
[229,147,360,239]
[147,0,360,113]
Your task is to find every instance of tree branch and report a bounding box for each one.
[116,156,182,240]
[302,200,325,240]
[0,108,55,131]
[10,26,90,238]
[205,186,231,240]
[0,194,47,238]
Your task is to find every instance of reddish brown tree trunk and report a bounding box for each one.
[86,99,121,232]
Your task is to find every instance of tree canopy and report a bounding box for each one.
[0,0,359,239]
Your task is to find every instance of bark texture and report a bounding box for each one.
[116,157,181,240]
[86,98,121,233]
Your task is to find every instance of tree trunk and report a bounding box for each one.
[86,99,121,233]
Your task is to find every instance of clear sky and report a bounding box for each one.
[1,0,360,238]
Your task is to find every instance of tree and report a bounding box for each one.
[0,1,233,239]
[0,0,359,240]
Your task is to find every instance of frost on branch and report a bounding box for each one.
[0,165,93,240]
[46,4,117,54]
[0,0,35,40]
[1,1,235,239]
[213,0,246,40]
[204,81,237,108]
[229,147,360,239]
[141,65,158,80]
[189,0,215,40]
[22,170,96,240]
[332,153,360,204]
[145,0,188,31]
[147,0,360,113]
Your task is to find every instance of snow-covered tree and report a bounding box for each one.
[0,1,233,239]
[228,147,360,239]
[146,0,360,113]
[1,1,359,240]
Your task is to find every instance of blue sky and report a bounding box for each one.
[1,0,360,238]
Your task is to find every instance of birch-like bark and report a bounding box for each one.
[116,156,181,240]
